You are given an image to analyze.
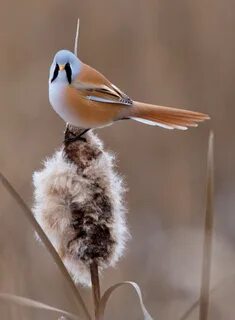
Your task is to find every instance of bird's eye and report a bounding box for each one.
[51,63,59,82]
[65,63,72,84]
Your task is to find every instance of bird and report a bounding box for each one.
[49,49,209,142]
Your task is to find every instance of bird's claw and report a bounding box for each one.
[64,135,87,144]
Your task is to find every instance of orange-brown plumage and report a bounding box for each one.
[65,63,125,128]
[130,102,209,130]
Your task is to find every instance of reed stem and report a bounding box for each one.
[0,171,91,320]
[74,18,80,57]
[199,131,214,320]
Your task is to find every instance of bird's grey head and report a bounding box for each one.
[49,49,81,84]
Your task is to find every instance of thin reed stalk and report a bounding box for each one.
[178,131,215,320]
[74,18,80,56]
[199,131,214,320]
[179,272,235,320]
[0,171,91,320]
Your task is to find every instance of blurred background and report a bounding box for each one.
[0,0,234,319]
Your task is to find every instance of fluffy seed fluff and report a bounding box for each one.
[32,126,129,286]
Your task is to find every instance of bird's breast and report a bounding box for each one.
[49,82,66,114]
[49,82,125,129]
[65,86,123,128]
[49,82,87,127]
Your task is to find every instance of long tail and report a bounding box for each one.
[128,101,210,130]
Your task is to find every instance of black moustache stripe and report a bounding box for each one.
[65,63,72,84]
[51,63,59,82]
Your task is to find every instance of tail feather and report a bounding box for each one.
[129,101,209,130]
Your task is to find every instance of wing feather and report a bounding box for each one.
[72,64,133,106]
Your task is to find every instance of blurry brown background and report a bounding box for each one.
[0,0,234,319]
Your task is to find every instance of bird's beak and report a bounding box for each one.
[59,64,65,71]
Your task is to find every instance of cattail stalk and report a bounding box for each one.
[90,261,101,319]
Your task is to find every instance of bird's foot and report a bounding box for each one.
[64,128,90,144]
[64,136,86,143]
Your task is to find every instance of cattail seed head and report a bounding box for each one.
[32,126,129,286]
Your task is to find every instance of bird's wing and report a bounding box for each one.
[72,63,133,106]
